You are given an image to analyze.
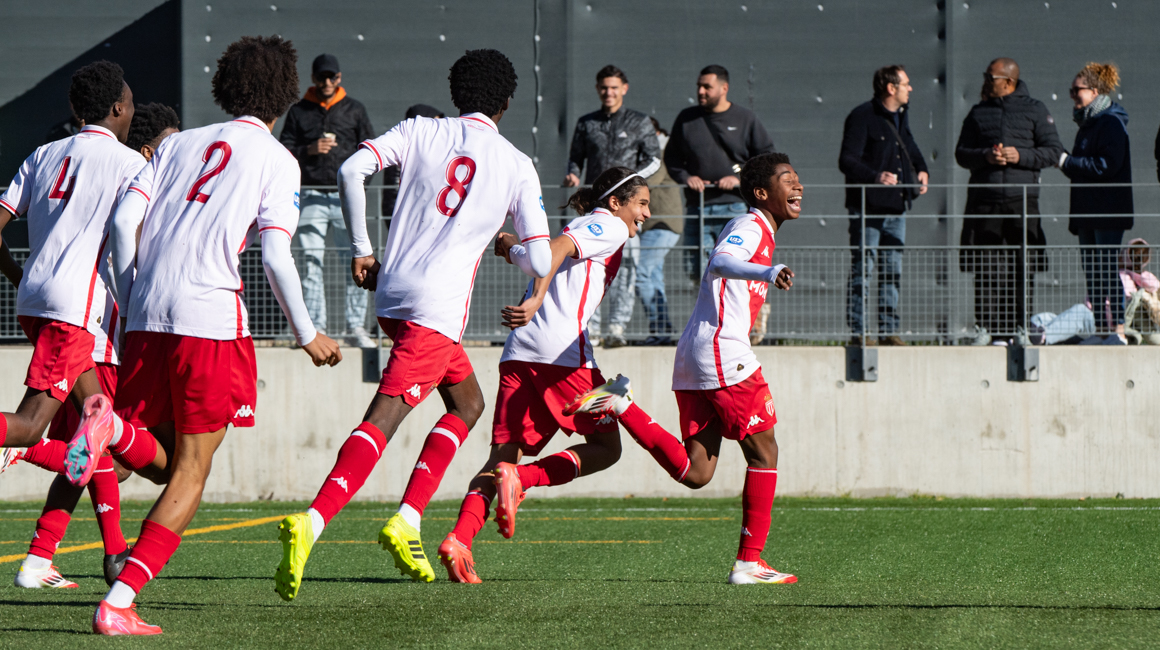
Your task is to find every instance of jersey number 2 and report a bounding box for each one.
[48,156,76,205]
[436,156,476,217]
[186,141,232,203]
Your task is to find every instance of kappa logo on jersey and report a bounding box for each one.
[331,476,349,492]
[96,503,114,514]
[762,246,770,257]
[588,223,604,236]
[407,384,422,399]
[747,414,764,428]
[748,280,768,299]
[53,379,69,392]
[415,461,431,473]
[234,405,254,418]
[727,235,744,245]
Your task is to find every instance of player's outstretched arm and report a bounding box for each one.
[499,234,577,329]
[708,253,792,289]
[260,231,342,367]
[109,190,148,309]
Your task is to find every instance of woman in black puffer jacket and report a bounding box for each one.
[1059,62,1133,334]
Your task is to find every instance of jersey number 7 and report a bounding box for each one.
[186,141,233,203]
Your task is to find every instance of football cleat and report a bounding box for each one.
[727,559,798,585]
[0,447,24,474]
[492,462,526,539]
[438,534,481,584]
[378,513,434,583]
[93,600,162,636]
[274,513,315,601]
[64,394,116,487]
[14,563,78,589]
[562,374,633,416]
[104,548,132,587]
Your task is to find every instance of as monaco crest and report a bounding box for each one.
[764,395,774,417]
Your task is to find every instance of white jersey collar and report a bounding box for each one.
[79,124,115,139]
[233,116,270,132]
[459,112,498,132]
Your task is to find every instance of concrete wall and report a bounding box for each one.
[1,345,1155,502]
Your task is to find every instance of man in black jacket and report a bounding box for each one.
[955,58,1063,344]
[279,53,376,347]
[839,65,929,345]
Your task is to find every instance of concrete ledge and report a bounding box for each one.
[0,345,1155,502]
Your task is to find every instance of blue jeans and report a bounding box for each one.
[683,201,749,275]
[296,189,369,334]
[1077,228,1126,329]
[635,227,681,335]
[846,213,905,335]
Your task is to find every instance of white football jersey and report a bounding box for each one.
[88,286,120,365]
[359,113,550,343]
[0,125,145,329]
[673,209,776,390]
[501,209,627,368]
[124,116,300,340]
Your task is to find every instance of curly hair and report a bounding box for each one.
[1077,62,1120,95]
[126,103,180,152]
[212,35,299,122]
[563,166,648,215]
[70,61,126,125]
[740,152,792,207]
[449,49,517,116]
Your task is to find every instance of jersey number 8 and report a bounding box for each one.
[436,156,476,217]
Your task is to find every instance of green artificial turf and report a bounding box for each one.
[1,497,1158,648]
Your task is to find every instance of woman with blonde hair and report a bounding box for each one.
[1058,62,1133,338]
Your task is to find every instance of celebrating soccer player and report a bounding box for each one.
[566,152,801,585]
[274,48,552,599]
[439,166,650,583]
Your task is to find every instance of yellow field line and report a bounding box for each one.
[342,517,731,522]
[476,540,660,544]
[0,514,287,564]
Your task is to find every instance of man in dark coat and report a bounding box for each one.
[839,65,929,345]
[955,58,1063,343]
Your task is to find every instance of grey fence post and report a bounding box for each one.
[1021,184,1029,334]
[698,187,705,276]
[848,184,878,381]
[1008,183,1038,382]
[861,185,868,344]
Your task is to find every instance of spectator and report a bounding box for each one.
[635,116,685,345]
[955,57,1062,344]
[279,53,376,347]
[665,64,775,273]
[564,65,661,348]
[1058,62,1133,340]
[838,65,930,346]
[382,104,446,219]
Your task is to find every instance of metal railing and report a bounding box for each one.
[2,181,1158,346]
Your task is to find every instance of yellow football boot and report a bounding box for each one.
[378,513,435,582]
[275,513,315,601]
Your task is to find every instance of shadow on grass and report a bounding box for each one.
[157,575,414,585]
[643,603,1160,612]
[0,627,88,635]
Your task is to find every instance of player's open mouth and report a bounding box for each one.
[634,217,645,228]
[787,195,802,212]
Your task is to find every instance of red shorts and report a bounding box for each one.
[19,316,97,402]
[491,360,617,456]
[114,332,257,435]
[675,369,776,441]
[377,318,474,407]
[47,363,118,442]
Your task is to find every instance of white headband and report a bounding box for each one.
[597,173,643,201]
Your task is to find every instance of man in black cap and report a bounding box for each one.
[280,53,376,348]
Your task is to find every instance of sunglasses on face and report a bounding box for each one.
[1069,86,1092,95]
[983,73,1011,82]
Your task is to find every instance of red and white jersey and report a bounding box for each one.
[0,125,145,329]
[673,209,775,390]
[124,116,300,340]
[501,209,627,368]
[359,113,550,343]
[88,286,120,365]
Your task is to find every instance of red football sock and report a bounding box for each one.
[116,519,181,593]
[0,413,7,446]
[88,455,127,555]
[450,489,492,550]
[21,438,68,474]
[108,421,158,471]
[618,403,690,481]
[399,414,469,515]
[309,422,387,525]
[737,467,778,562]
[516,451,579,488]
[28,509,71,560]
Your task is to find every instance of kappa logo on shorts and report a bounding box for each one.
[588,223,604,236]
[53,379,68,392]
[331,476,349,492]
[747,415,764,428]
[407,384,422,399]
[95,503,113,514]
[234,405,254,418]
[415,461,431,473]
[727,235,744,245]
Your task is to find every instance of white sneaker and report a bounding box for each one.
[728,559,797,585]
[348,326,376,349]
[15,563,78,588]
[562,374,633,416]
[0,447,24,474]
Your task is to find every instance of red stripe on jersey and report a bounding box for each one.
[358,141,384,171]
[79,126,115,139]
[104,302,119,364]
[233,117,268,131]
[564,232,584,259]
[460,116,498,132]
[712,279,728,388]
[235,292,244,339]
[128,187,150,201]
[259,226,292,238]
[521,234,549,244]
[83,235,110,325]
[0,199,16,215]
[458,252,485,341]
[576,260,593,367]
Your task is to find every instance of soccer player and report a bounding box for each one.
[0,61,140,486]
[275,48,552,599]
[566,152,802,585]
[4,103,182,590]
[82,36,341,635]
[439,166,650,583]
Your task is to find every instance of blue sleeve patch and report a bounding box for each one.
[293,191,300,209]
[588,223,604,236]
[726,235,744,245]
